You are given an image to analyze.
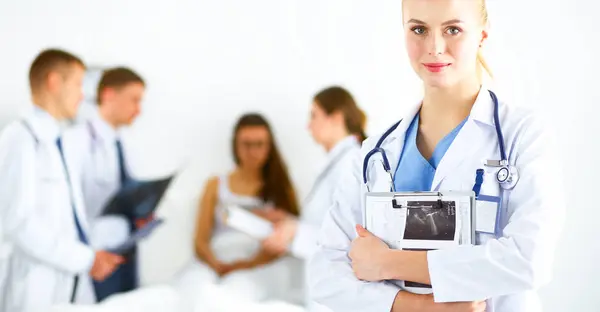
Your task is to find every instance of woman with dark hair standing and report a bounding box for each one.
[261,86,367,307]
[175,113,300,303]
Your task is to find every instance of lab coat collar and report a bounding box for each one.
[314,135,359,184]
[327,135,358,162]
[88,109,119,143]
[431,85,495,190]
[378,103,421,176]
[469,85,495,127]
[378,85,495,190]
[27,106,63,142]
[303,135,359,206]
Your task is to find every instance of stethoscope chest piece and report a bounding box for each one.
[496,167,510,183]
[495,164,519,190]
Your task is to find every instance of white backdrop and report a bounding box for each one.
[0,1,598,311]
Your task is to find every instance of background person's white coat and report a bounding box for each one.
[0,1,597,311]
[288,135,360,310]
[63,108,133,249]
[310,88,565,312]
[0,109,96,311]
[290,135,360,260]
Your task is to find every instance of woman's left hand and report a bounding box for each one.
[349,225,391,282]
[262,218,298,255]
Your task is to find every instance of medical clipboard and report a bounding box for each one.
[364,191,476,247]
[364,191,476,294]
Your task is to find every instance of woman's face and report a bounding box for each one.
[308,101,341,146]
[235,126,271,170]
[403,0,487,88]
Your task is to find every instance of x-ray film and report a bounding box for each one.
[364,191,475,294]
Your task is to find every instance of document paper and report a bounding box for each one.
[365,192,474,294]
[224,205,274,240]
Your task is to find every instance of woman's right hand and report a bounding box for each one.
[213,262,235,277]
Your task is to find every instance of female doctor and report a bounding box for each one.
[261,86,366,305]
[309,1,564,312]
[262,86,366,258]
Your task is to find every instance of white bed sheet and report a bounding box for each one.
[51,283,305,312]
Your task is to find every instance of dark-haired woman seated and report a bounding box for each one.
[174,113,300,303]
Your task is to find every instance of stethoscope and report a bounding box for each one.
[362,90,519,192]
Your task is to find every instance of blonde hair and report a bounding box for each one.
[477,0,492,79]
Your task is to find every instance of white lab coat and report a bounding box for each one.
[309,87,565,312]
[291,135,360,260]
[63,111,131,249]
[0,108,96,312]
[290,136,360,310]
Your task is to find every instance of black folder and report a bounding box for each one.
[101,175,174,220]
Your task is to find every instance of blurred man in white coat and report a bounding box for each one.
[0,49,123,312]
[64,67,148,302]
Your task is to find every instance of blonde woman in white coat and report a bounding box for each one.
[309,1,565,311]
[261,86,367,307]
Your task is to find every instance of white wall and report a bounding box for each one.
[0,0,598,311]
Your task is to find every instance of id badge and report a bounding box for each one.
[475,195,501,236]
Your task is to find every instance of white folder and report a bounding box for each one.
[223,205,274,240]
[364,191,476,294]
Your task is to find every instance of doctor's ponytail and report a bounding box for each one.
[477,0,493,80]
[314,86,368,142]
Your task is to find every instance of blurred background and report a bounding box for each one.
[0,0,598,311]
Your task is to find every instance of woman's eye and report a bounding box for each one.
[411,26,427,35]
[445,27,461,35]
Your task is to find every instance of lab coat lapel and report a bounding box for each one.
[370,105,420,192]
[430,87,495,191]
[381,127,406,179]
[28,108,92,233]
[386,104,421,176]
[321,136,357,179]
[430,120,485,191]
[304,136,356,204]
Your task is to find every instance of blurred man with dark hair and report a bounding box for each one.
[0,49,123,311]
[64,66,147,302]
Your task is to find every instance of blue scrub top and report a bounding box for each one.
[393,114,468,192]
